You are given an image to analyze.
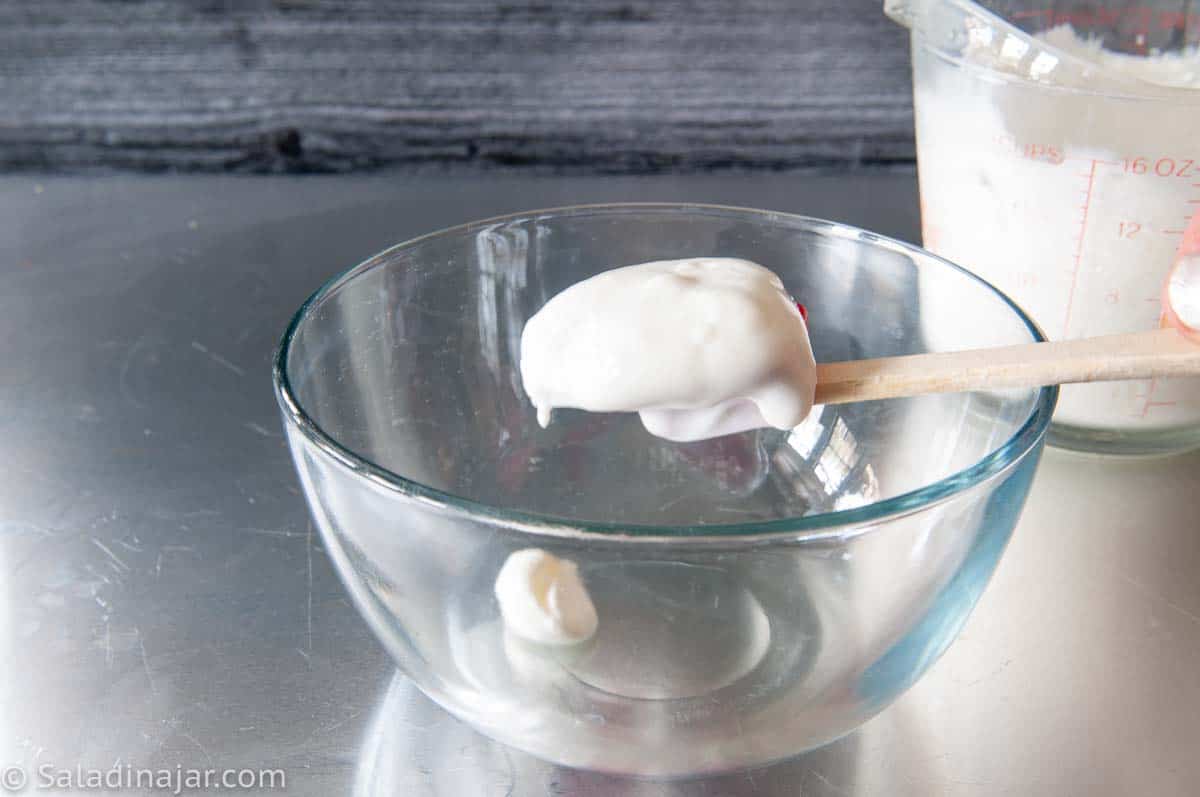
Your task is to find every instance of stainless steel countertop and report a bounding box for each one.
[3,173,1198,796]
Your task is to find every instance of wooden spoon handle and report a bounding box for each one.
[814,328,1200,406]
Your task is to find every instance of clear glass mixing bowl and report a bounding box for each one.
[274,204,1056,777]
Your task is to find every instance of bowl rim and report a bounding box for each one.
[272,202,1057,545]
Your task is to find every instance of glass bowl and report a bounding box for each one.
[273,204,1055,777]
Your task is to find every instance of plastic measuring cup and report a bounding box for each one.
[888,0,1200,455]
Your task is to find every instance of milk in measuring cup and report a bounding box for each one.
[912,25,1200,444]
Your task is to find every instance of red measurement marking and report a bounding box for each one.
[1137,382,1180,419]
[1163,229,1185,235]
[997,136,1066,164]
[1062,159,1099,338]
[1140,377,1159,418]
[1123,157,1197,177]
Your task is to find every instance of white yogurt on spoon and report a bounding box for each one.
[503,258,812,647]
[519,257,816,442]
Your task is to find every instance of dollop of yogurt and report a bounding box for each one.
[494,549,598,646]
[520,257,816,441]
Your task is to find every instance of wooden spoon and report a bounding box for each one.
[814,327,1200,405]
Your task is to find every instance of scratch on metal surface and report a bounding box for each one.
[179,731,215,765]
[24,743,46,766]
[103,621,113,669]
[118,334,150,409]
[242,527,306,539]
[91,538,131,573]
[190,341,246,377]
[244,421,279,438]
[714,506,761,516]
[306,519,314,652]
[656,494,689,512]
[137,629,157,696]
[296,647,311,663]
[1118,571,1200,626]
[148,506,218,522]
[83,563,113,587]
[156,545,197,579]
[0,520,53,538]
[811,769,849,794]
[308,710,362,741]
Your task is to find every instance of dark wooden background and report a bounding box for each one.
[2,0,917,173]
